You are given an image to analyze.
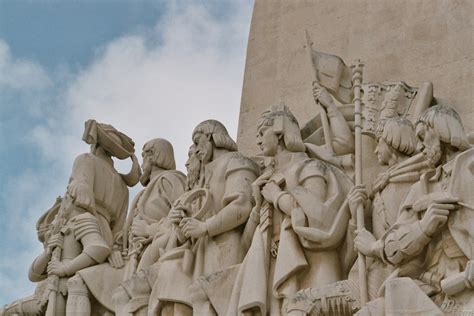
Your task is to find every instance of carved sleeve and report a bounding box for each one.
[205,162,258,237]
[73,213,111,263]
[67,154,96,212]
[327,106,355,155]
[383,213,431,265]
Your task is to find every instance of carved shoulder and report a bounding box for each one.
[225,153,260,179]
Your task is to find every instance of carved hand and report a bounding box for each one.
[261,182,282,204]
[47,233,64,251]
[47,260,68,277]
[108,250,125,269]
[312,84,335,109]
[354,228,377,257]
[168,205,189,224]
[347,184,368,221]
[131,219,150,238]
[180,218,207,239]
[420,198,458,237]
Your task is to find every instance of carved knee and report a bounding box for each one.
[67,275,88,296]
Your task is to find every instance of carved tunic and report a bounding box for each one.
[382,149,474,304]
[68,153,129,247]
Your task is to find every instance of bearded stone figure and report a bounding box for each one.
[143,120,260,315]
[189,105,353,316]
[111,144,198,316]
[355,104,474,315]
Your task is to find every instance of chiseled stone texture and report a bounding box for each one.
[237,0,473,182]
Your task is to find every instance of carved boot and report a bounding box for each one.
[66,275,91,316]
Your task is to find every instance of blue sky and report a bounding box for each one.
[0,0,253,305]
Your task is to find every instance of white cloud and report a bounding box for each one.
[1,1,253,305]
[0,40,51,91]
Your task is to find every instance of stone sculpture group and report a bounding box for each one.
[2,51,474,316]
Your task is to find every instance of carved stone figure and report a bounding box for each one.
[67,138,186,315]
[191,105,352,316]
[357,104,474,314]
[109,144,200,316]
[145,120,260,315]
[17,119,139,316]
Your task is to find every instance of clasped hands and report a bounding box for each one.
[168,204,207,239]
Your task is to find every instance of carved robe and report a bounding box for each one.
[219,152,353,315]
[148,152,259,312]
[76,170,186,312]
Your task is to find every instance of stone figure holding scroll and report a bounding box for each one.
[358,104,474,314]
[71,138,186,315]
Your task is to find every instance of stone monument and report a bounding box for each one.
[2,0,473,315]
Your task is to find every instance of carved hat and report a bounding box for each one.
[192,120,237,151]
[82,119,135,159]
[258,103,305,152]
[376,117,417,155]
[415,104,469,151]
[142,138,176,170]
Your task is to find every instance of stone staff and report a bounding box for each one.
[351,60,368,305]
[44,194,73,316]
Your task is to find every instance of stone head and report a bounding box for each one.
[192,120,237,164]
[415,104,469,167]
[374,117,417,166]
[140,138,176,186]
[256,104,305,156]
[185,144,201,190]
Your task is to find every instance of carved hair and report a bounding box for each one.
[143,138,176,170]
[376,117,417,155]
[192,120,238,151]
[258,104,305,152]
[416,104,469,150]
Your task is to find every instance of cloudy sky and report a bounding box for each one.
[0,0,254,305]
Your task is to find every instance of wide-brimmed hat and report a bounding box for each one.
[83,119,135,159]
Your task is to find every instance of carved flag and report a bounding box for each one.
[308,49,354,105]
